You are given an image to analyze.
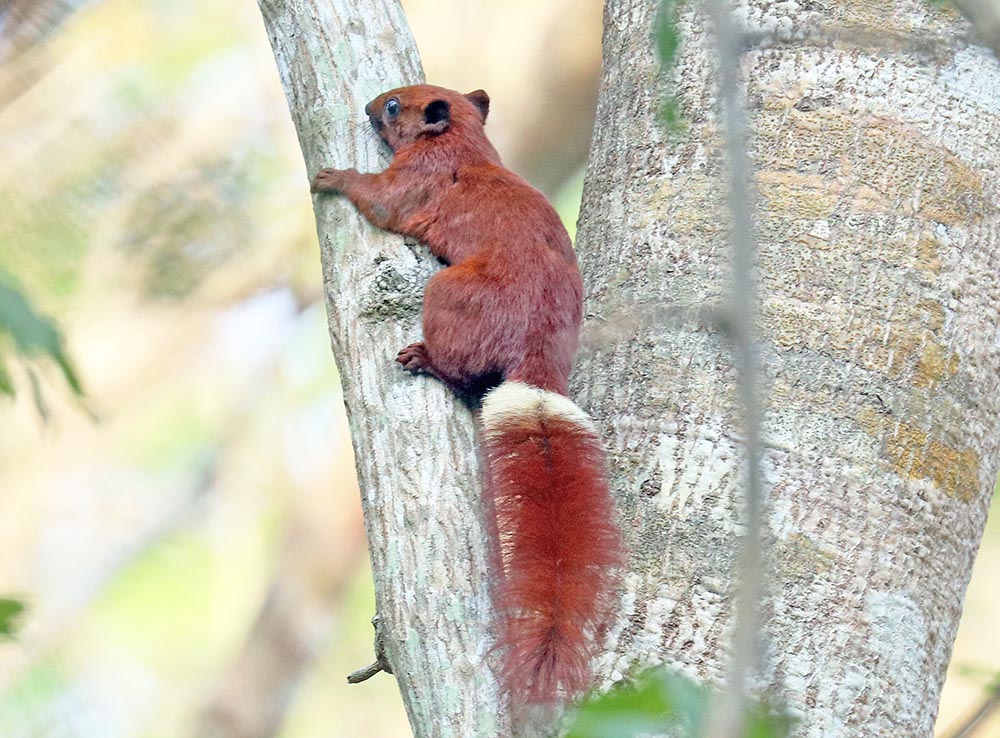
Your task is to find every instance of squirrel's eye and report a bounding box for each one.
[384,98,400,118]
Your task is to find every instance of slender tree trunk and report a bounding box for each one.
[575,2,1000,737]
[256,2,501,737]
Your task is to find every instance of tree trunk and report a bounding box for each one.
[575,1,1000,737]
[259,0,1000,735]
[256,2,501,737]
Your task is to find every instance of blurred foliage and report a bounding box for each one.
[654,0,680,70]
[0,0,90,60]
[567,667,792,738]
[122,165,256,300]
[654,0,686,135]
[0,598,25,638]
[954,663,1000,689]
[0,272,82,399]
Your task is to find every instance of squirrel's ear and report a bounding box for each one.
[465,89,490,122]
[422,99,451,134]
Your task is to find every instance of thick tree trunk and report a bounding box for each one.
[575,1,1000,737]
[256,2,500,737]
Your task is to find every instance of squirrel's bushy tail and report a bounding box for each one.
[480,381,622,705]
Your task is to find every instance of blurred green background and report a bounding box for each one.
[0,1,995,737]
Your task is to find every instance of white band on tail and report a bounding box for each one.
[481,381,596,433]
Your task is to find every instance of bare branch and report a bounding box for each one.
[347,615,394,684]
[937,681,1000,738]
[700,0,767,736]
[953,0,1000,59]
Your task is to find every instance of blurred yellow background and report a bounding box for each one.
[0,1,995,737]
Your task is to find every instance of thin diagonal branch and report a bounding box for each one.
[702,0,767,735]
[937,681,1000,738]
[953,0,1000,59]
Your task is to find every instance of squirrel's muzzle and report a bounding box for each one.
[364,101,383,133]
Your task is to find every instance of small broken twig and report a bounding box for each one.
[347,614,394,683]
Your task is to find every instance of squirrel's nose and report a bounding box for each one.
[364,101,383,131]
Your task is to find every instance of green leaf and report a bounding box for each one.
[27,367,51,424]
[567,667,792,738]
[0,359,12,396]
[0,281,61,354]
[0,598,26,637]
[52,344,83,395]
[659,97,687,137]
[0,274,83,397]
[745,703,795,738]
[655,0,681,70]
[653,0,688,137]
[567,674,673,738]
[568,669,702,738]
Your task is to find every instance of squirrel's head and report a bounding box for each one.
[364,85,490,152]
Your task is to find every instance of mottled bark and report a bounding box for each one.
[575,1,1000,737]
[256,2,500,737]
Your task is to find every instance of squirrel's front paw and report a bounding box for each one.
[311,167,346,193]
[396,342,434,375]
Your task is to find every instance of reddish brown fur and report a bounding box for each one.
[312,84,622,705]
[483,412,622,704]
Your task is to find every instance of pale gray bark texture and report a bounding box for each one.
[256,2,501,737]
[575,1,1000,737]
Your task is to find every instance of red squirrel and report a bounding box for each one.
[311,84,622,706]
